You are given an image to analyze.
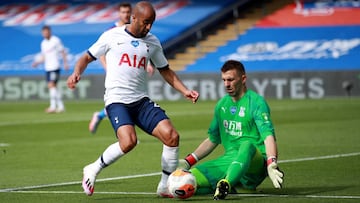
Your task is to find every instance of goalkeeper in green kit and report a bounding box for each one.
[179,60,284,200]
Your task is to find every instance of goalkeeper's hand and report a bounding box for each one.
[178,159,191,170]
[177,153,199,170]
[267,156,284,189]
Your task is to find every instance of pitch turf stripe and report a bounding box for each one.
[0,152,359,193]
[0,118,88,127]
[6,190,360,199]
[0,111,213,127]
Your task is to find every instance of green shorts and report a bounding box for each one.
[190,148,267,194]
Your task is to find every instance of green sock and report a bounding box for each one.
[190,168,213,195]
[225,141,256,186]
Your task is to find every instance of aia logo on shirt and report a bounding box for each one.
[119,53,146,70]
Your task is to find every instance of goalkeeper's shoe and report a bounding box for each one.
[214,179,230,200]
[82,164,98,196]
[89,112,101,134]
[156,182,174,198]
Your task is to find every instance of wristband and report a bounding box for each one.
[267,156,277,166]
[184,153,199,167]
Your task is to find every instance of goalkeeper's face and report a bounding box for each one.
[222,69,246,99]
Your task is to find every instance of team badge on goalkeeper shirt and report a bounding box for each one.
[239,106,245,117]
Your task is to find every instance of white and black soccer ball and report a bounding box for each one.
[167,169,197,199]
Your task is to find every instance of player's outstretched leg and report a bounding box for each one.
[82,163,99,196]
[81,142,124,196]
[214,179,230,200]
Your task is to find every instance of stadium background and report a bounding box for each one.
[0,0,359,101]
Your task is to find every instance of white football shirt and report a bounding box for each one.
[41,35,65,71]
[88,26,168,105]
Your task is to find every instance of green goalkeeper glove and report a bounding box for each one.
[267,156,284,189]
[178,153,199,170]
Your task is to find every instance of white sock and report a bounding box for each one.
[49,87,57,109]
[56,88,64,110]
[160,145,179,186]
[92,142,125,174]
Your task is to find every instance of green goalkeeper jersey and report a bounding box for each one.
[208,90,275,157]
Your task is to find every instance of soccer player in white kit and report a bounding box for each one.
[88,2,155,134]
[32,25,69,113]
[67,1,199,197]
[88,2,133,134]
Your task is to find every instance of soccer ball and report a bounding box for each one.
[167,169,197,199]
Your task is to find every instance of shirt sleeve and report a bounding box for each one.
[253,97,275,140]
[208,102,222,144]
[149,36,168,68]
[88,31,110,60]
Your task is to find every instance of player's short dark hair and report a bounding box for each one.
[119,2,132,10]
[42,25,51,31]
[221,60,245,75]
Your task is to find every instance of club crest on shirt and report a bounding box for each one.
[239,106,245,117]
[230,106,237,115]
[131,40,139,47]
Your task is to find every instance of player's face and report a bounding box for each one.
[131,9,155,38]
[42,29,51,40]
[222,69,246,99]
[119,6,131,24]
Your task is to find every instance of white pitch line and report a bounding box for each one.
[0,152,359,193]
[278,152,360,163]
[0,172,160,192]
[0,143,10,147]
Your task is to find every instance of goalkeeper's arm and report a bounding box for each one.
[178,138,218,170]
[264,135,284,189]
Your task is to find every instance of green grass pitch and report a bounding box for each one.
[0,98,359,202]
